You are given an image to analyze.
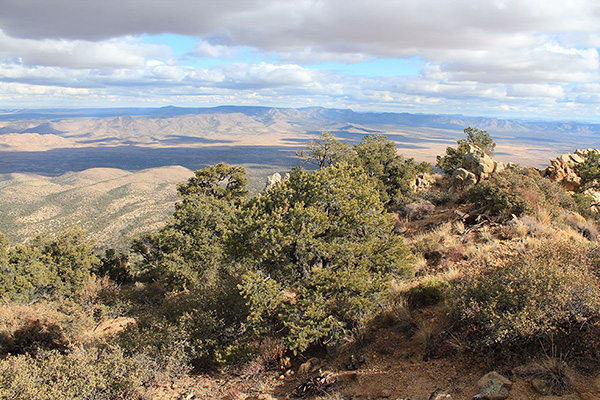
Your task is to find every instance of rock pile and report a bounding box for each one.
[451,144,504,189]
[543,148,598,191]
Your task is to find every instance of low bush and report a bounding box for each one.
[454,239,600,347]
[0,345,156,400]
[468,167,576,219]
[407,277,451,307]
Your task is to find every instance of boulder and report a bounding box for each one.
[463,144,496,181]
[531,377,551,395]
[429,389,453,400]
[265,172,282,191]
[451,167,478,189]
[477,371,513,400]
[493,160,505,173]
[414,173,441,191]
[584,189,600,213]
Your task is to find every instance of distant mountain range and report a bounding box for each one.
[0,106,597,172]
[2,105,600,138]
[0,105,597,246]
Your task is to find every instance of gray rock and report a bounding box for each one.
[477,371,513,400]
[531,377,550,395]
[264,172,282,191]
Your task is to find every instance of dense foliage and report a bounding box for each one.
[132,162,247,289]
[231,163,414,351]
[0,228,99,302]
[298,132,432,207]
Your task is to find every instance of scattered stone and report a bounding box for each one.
[344,354,366,371]
[294,371,337,397]
[256,394,277,400]
[376,388,392,398]
[298,357,321,375]
[531,377,551,395]
[477,371,513,400]
[428,389,453,400]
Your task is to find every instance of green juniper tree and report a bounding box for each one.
[296,131,354,168]
[437,127,496,174]
[230,163,413,352]
[353,133,432,206]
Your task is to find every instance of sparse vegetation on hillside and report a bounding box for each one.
[1,130,600,399]
[454,239,600,348]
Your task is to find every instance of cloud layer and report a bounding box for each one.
[1,0,600,120]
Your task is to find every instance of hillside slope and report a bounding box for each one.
[0,166,194,249]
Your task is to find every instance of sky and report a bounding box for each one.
[2,0,600,122]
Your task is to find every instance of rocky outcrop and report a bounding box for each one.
[451,167,478,189]
[450,145,503,190]
[414,173,442,191]
[543,149,599,191]
[584,188,600,213]
[463,144,496,181]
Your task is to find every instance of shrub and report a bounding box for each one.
[0,228,100,302]
[407,277,451,307]
[118,277,248,369]
[468,167,576,219]
[454,239,600,347]
[436,127,496,174]
[11,319,69,355]
[574,150,600,191]
[352,133,432,206]
[0,345,156,400]
[232,164,413,352]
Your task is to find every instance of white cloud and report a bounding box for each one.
[0,30,168,68]
[191,40,239,59]
[1,1,600,120]
[506,84,565,98]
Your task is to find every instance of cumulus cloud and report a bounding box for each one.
[1,0,600,119]
[191,40,239,59]
[0,30,168,68]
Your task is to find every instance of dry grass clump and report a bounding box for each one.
[530,356,572,395]
[408,222,467,273]
[0,300,96,351]
[561,211,599,242]
[414,322,435,358]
